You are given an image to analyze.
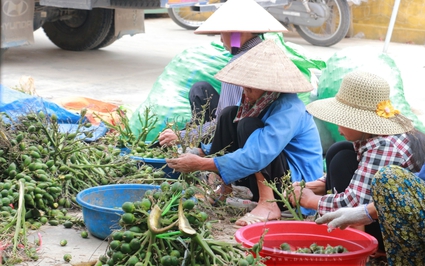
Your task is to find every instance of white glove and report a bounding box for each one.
[315,205,374,232]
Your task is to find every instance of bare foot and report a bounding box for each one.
[250,200,281,220]
[235,200,281,227]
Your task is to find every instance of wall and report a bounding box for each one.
[350,0,425,44]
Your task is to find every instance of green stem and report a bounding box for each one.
[151,243,163,262]
[189,237,196,266]
[67,167,99,188]
[13,180,25,252]
[265,179,303,220]
[161,192,181,216]
[192,233,226,265]
[203,249,211,266]
[158,239,166,253]
[38,123,57,150]
[295,180,306,216]
[210,245,230,262]
[156,231,182,239]
[170,237,186,251]
[162,237,173,251]
[139,233,150,250]
[142,232,155,266]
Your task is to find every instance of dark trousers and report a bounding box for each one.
[188,81,220,124]
[210,106,289,210]
[325,141,385,251]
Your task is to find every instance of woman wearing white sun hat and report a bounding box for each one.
[167,39,324,227]
[291,70,425,255]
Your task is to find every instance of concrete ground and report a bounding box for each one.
[19,211,108,266]
[2,15,425,266]
[1,16,425,125]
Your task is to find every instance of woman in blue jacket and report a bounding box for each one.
[166,39,324,227]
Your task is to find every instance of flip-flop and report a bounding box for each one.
[233,213,279,229]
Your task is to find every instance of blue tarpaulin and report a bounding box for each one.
[0,84,108,141]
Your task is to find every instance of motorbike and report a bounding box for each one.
[168,0,351,47]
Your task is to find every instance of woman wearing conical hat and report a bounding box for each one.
[290,70,425,257]
[158,0,287,146]
[167,39,324,226]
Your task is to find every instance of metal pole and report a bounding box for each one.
[383,0,401,54]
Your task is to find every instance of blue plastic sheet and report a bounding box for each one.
[0,85,108,141]
[58,123,108,142]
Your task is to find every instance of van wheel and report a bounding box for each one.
[91,10,117,50]
[43,8,113,51]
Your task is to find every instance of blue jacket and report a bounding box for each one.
[214,93,323,184]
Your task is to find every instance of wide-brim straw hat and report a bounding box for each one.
[214,39,313,93]
[194,0,287,34]
[306,71,413,135]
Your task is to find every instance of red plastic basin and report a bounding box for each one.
[235,221,378,266]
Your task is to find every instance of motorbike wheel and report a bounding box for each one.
[294,0,350,47]
[167,8,207,30]
[168,0,220,30]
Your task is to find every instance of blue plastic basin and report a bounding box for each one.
[120,147,181,179]
[130,156,181,179]
[76,184,159,240]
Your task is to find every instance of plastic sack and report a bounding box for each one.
[129,41,230,141]
[315,46,425,144]
[0,85,108,141]
[129,32,326,141]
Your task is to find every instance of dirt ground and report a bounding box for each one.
[208,204,245,242]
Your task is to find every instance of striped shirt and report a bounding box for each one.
[317,134,415,214]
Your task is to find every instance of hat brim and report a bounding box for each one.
[214,39,313,93]
[306,98,413,135]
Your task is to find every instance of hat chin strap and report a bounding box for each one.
[230,32,241,55]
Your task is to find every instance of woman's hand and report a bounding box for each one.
[166,153,203,173]
[293,180,326,195]
[158,129,178,146]
[290,184,321,210]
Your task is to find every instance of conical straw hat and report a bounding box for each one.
[214,39,313,93]
[306,71,413,135]
[194,0,287,34]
